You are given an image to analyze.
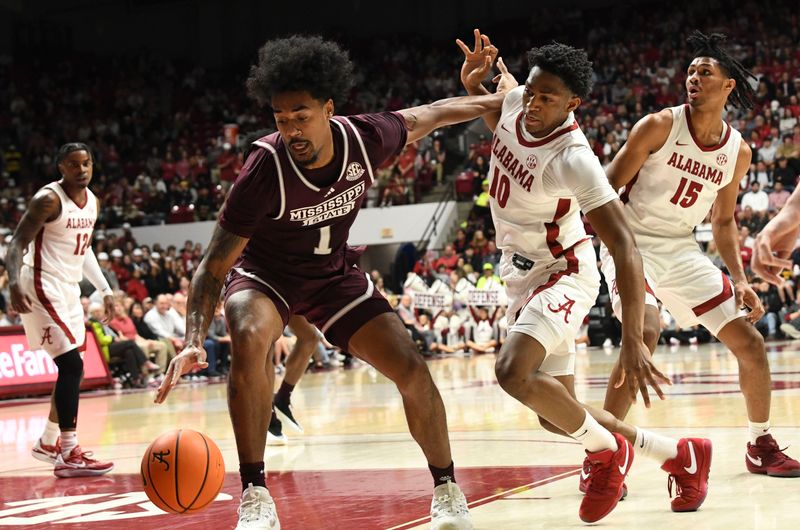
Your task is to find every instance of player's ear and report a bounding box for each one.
[566,95,581,113]
[725,78,736,93]
[325,99,334,118]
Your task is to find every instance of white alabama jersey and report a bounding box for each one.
[489,86,617,262]
[620,104,742,239]
[22,182,98,283]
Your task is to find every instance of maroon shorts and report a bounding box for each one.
[224,265,393,349]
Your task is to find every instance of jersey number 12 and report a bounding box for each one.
[73,233,91,255]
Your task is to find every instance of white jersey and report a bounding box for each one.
[22,182,98,283]
[489,86,618,263]
[620,104,742,240]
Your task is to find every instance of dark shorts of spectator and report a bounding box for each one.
[224,265,393,350]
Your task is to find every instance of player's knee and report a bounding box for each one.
[495,354,525,396]
[393,353,430,392]
[230,321,273,352]
[733,329,767,366]
[54,349,83,380]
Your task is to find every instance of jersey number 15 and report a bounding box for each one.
[669,177,702,208]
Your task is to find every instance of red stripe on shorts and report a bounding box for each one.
[692,271,733,317]
[33,229,76,343]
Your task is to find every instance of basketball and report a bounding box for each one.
[140,429,226,514]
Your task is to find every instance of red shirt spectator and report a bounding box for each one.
[126,270,150,302]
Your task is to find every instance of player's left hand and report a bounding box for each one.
[456,29,498,91]
[615,339,671,408]
[492,56,519,94]
[102,295,115,325]
[734,281,765,324]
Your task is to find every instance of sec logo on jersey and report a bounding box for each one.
[526,154,538,169]
[345,162,365,181]
[716,154,727,166]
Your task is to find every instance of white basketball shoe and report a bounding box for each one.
[236,483,280,529]
[430,481,472,529]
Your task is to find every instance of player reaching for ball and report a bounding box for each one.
[155,35,515,530]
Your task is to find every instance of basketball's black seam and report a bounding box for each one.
[185,433,212,511]
[145,440,173,513]
[175,429,188,512]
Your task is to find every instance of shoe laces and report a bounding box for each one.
[586,459,612,495]
[759,437,793,464]
[238,487,275,523]
[432,482,468,517]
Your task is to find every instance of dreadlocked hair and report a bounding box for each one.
[246,35,355,109]
[687,30,757,110]
[527,42,594,100]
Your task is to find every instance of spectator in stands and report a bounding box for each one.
[89,302,159,388]
[738,206,766,235]
[773,156,798,190]
[752,279,782,340]
[759,136,777,167]
[129,300,176,366]
[109,301,168,375]
[453,228,469,255]
[476,262,503,290]
[0,307,22,326]
[741,181,769,213]
[144,294,185,351]
[467,154,490,196]
[482,240,501,269]
[465,307,498,354]
[470,180,491,225]
[395,294,433,355]
[749,161,772,189]
[110,248,130,290]
[126,268,149,303]
[769,181,792,211]
[207,302,231,375]
[776,135,800,161]
[435,244,459,274]
[96,252,120,291]
[470,229,490,257]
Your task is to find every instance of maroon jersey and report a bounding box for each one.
[220,112,406,279]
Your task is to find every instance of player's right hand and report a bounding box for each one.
[154,344,209,404]
[615,339,671,408]
[456,28,498,90]
[752,228,797,286]
[9,283,33,313]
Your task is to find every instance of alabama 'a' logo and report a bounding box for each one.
[41,327,53,346]
[547,294,575,323]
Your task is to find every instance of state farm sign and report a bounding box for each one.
[0,327,110,398]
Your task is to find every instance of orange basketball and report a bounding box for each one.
[141,428,226,514]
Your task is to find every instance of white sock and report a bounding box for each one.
[634,428,679,464]
[61,431,78,457]
[569,411,618,453]
[41,420,60,446]
[748,420,770,444]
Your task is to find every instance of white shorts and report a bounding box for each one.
[500,241,599,377]
[19,265,85,358]
[600,236,744,336]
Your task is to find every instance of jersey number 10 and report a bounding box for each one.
[489,167,511,208]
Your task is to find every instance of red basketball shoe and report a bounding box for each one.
[579,433,633,523]
[579,457,627,499]
[746,434,800,477]
[661,438,712,512]
[31,437,61,465]
[54,446,114,478]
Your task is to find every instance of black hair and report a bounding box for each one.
[687,30,757,110]
[527,43,594,100]
[56,142,92,164]
[246,35,355,108]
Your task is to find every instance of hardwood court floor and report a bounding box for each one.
[1,340,799,529]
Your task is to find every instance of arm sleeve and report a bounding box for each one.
[82,248,113,297]
[543,145,619,213]
[218,147,278,238]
